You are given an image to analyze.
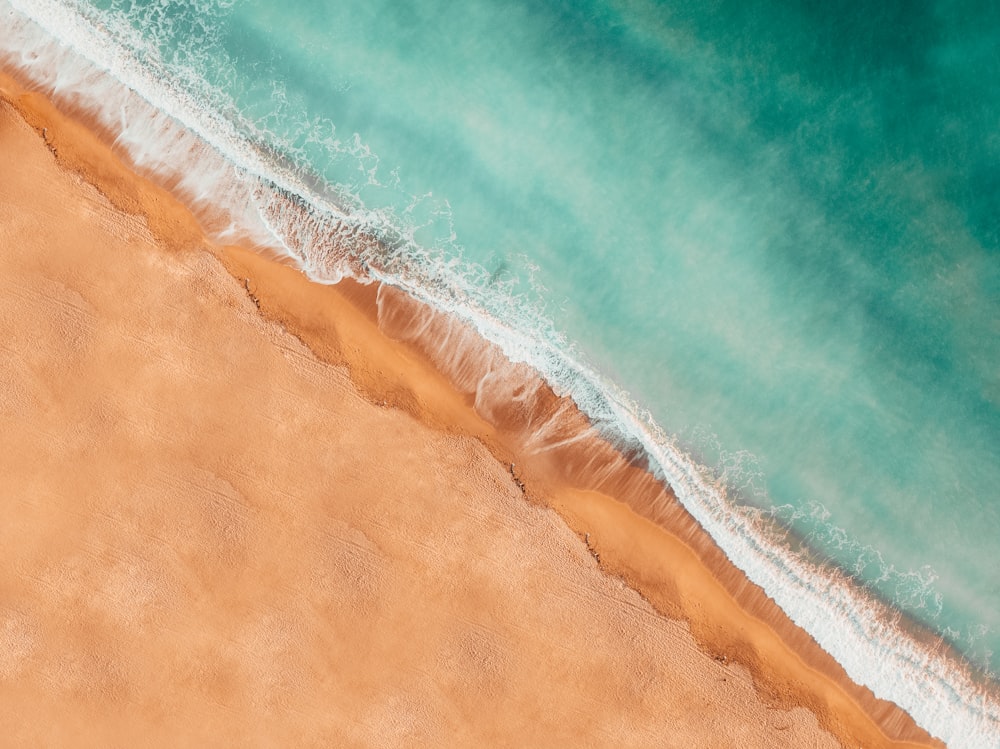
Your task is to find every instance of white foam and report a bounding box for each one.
[2,1,999,745]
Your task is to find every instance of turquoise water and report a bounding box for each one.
[3,0,999,743]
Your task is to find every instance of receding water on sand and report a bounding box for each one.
[3,0,999,745]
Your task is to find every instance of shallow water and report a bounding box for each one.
[3,0,999,744]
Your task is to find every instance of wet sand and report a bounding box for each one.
[0,71,942,747]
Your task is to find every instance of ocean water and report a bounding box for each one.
[2,0,998,744]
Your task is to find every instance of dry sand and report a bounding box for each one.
[0,72,943,747]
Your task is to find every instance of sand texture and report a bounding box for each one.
[0,73,942,748]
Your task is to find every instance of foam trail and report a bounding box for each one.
[1,1,999,745]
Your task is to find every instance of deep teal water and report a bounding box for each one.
[3,0,999,742]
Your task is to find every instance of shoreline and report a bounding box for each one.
[220,248,951,748]
[0,66,953,747]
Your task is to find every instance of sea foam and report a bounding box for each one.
[2,0,999,745]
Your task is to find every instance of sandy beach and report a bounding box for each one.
[0,69,944,747]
